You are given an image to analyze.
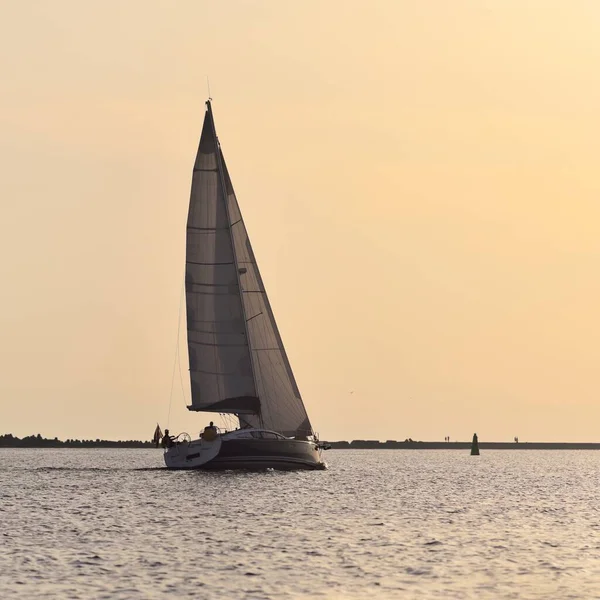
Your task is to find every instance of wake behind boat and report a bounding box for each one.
[162,100,326,470]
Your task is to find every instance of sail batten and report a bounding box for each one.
[185,101,313,437]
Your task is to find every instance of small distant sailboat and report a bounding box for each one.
[163,100,326,470]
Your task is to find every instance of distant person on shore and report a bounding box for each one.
[161,429,174,449]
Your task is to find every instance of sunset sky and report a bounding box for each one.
[2,1,600,442]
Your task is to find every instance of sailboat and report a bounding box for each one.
[163,100,326,470]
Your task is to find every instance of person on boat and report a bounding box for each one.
[202,421,218,441]
[161,429,174,449]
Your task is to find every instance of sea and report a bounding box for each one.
[1,449,599,599]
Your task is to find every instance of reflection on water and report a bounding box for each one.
[1,448,600,599]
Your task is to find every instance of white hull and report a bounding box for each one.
[163,437,222,469]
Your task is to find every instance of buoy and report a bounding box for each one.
[470,433,480,455]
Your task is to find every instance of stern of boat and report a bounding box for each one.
[164,435,222,469]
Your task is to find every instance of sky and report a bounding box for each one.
[2,0,600,442]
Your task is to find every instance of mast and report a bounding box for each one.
[206,100,263,428]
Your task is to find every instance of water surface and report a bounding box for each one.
[1,449,599,599]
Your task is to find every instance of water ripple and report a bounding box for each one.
[2,448,600,598]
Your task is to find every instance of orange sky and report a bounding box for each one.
[2,1,600,442]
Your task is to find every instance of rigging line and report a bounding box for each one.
[167,277,186,427]
[220,412,235,433]
[177,342,187,408]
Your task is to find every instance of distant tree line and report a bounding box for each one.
[0,433,154,448]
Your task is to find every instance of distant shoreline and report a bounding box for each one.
[2,434,600,450]
[326,441,600,450]
[0,434,153,448]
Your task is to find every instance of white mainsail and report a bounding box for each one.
[185,101,313,437]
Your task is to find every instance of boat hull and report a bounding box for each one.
[164,436,325,471]
[203,438,324,470]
